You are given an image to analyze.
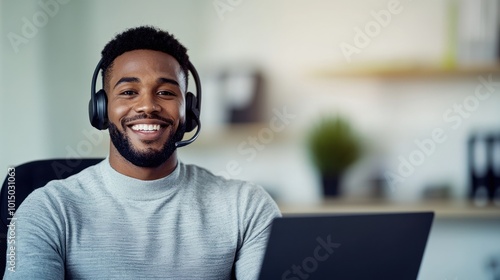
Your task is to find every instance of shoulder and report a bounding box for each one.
[180,162,281,216]
[44,160,102,194]
[17,160,104,215]
[180,162,270,196]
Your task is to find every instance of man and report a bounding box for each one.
[4,26,281,279]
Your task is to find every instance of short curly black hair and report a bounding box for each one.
[100,26,189,89]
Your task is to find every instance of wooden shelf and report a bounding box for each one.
[279,198,500,219]
[314,63,500,79]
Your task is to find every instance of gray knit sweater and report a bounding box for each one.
[3,159,281,279]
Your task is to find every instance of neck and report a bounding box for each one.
[108,145,178,180]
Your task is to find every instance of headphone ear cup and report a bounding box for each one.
[89,89,109,130]
[185,92,199,132]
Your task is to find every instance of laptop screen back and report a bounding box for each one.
[258,212,434,280]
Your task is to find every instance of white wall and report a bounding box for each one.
[1,1,52,171]
[2,0,500,202]
[419,217,500,279]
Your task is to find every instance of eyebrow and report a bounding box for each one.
[157,77,180,87]
[113,77,180,89]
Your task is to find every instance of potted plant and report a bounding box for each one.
[307,116,362,197]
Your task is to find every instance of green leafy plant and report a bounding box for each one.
[308,116,361,175]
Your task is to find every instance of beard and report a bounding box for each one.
[108,115,186,168]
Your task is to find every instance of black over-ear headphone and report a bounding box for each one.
[88,58,202,148]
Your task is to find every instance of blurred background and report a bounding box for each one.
[1,0,500,278]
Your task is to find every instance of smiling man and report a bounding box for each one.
[107,48,186,178]
[4,26,281,280]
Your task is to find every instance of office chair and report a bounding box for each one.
[0,158,104,274]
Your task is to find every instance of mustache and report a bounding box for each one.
[121,113,174,127]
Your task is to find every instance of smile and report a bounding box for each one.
[131,124,161,132]
[127,123,169,142]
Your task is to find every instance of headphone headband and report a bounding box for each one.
[178,61,202,147]
[187,61,201,114]
[90,58,104,113]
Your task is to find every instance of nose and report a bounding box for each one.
[134,93,161,114]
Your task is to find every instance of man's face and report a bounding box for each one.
[106,49,186,168]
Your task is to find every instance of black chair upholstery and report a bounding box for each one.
[0,158,104,274]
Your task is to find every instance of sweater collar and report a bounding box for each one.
[99,157,181,200]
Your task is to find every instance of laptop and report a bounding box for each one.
[258,212,434,280]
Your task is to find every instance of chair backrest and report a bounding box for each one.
[0,158,104,273]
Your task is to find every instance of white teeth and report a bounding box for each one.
[131,124,161,131]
